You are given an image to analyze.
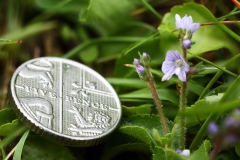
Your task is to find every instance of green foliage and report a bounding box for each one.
[0,108,17,126]
[0,119,25,136]
[79,0,135,22]
[189,140,211,160]
[21,135,76,160]
[185,93,223,128]
[13,130,30,160]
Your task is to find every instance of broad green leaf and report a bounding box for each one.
[151,146,167,160]
[13,130,30,160]
[121,114,173,137]
[165,149,186,160]
[100,143,150,160]
[185,93,223,128]
[122,105,153,117]
[119,88,179,105]
[119,126,157,145]
[80,0,134,22]
[189,140,211,160]
[21,135,76,160]
[0,119,25,136]
[0,108,17,126]
[158,2,239,56]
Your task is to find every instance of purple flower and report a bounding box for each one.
[175,149,182,155]
[182,39,191,49]
[208,122,218,135]
[175,14,200,35]
[133,58,139,65]
[136,65,145,75]
[161,50,189,82]
[225,134,238,144]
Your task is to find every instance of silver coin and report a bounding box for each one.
[9,57,121,147]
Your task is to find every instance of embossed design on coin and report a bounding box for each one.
[9,57,121,146]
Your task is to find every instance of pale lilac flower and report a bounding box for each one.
[161,50,189,82]
[175,14,200,35]
[208,122,219,135]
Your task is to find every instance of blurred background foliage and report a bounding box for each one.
[0,0,240,159]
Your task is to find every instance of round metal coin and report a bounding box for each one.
[9,57,121,147]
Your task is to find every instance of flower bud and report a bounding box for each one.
[133,58,139,66]
[182,39,191,49]
[208,122,218,135]
[141,52,151,65]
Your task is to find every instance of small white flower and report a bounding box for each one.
[181,149,190,157]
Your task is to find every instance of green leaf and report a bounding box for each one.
[235,144,240,156]
[0,108,17,126]
[119,88,179,105]
[80,0,134,22]
[122,105,153,117]
[2,22,56,40]
[185,93,223,128]
[158,2,239,56]
[190,76,240,150]
[0,119,25,136]
[100,143,150,160]
[165,149,186,160]
[78,45,99,63]
[169,123,181,150]
[119,126,157,145]
[21,135,76,160]
[151,146,167,160]
[189,140,211,160]
[121,114,173,137]
[13,130,30,160]
[107,78,148,89]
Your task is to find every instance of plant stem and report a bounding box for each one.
[179,81,187,149]
[179,47,188,149]
[146,67,169,135]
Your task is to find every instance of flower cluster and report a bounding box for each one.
[161,50,189,82]
[208,108,240,145]
[133,52,151,80]
[175,14,200,49]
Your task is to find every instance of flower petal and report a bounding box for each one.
[161,74,171,81]
[190,23,200,34]
[177,68,187,82]
[162,61,176,74]
[165,50,182,62]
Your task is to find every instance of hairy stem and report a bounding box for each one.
[146,68,169,135]
[179,82,187,149]
[179,47,187,149]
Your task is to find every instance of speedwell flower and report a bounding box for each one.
[175,14,200,36]
[161,50,189,82]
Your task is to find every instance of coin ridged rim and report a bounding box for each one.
[9,57,122,146]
